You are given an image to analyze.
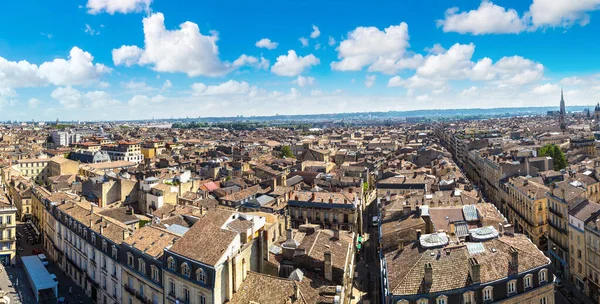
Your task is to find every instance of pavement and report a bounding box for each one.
[1,222,92,304]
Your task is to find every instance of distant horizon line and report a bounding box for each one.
[3,104,597,123]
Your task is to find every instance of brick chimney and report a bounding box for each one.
[469,257,480,283]
[423,262,433,285]
[509,246,518,269]
[324,251,332,281]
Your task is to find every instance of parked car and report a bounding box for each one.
[38,253,49,266]
[32,248,42,255]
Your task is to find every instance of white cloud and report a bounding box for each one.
[414,43,544,86]
[191,80,255,96]
[293,76,316,87]
[438,2,527,34]
[232,54,270,70]
[532,83,560,94]
[255,38,278,50]
[310,89,322,96]
[98,81,110,88]
[299,37,309,47]
[387,75,446,90]
[112,12,240,77]
[365,75,376,88]
[37,47,112,86]
[315,44,321,50]
[162,80,172,90]
[331,23,416,74]
[461,86,478,96]
[41,32,52,39]
[51,86,120,109]
[310,25,320,39]
[122,80,156,91]
[128,94,165,106]
[271,50,319,77]
[28,98,40,108]
[84,24,100,36]
[328,36,336,46]
[87,0,152,14]
[0,47,109,89]
[529,0,600,28]
[112,45,143,67]
[51,86,82,109]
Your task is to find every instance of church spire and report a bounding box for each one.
[559,87,566,131]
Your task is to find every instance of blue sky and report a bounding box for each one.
[2,0,600,121]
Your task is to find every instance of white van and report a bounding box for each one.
[38,253,49,266]
[372,216,379,227]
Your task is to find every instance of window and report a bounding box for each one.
[524,274,532,289]
[127,253,134,268]
[112,246,118,259]
[417,299,428,304]
[139,283,144,297]
[91,233,96,244]
[463,291,474,304]
[167,257,175,270]
[198,294,206,304]
[151,266,160,282]
[6,216,10,225]
[397,300,409,304]
[507,280,516,295]
[128,276,134,288]
[138,258,146,275]
[540,296,547,304]
[436,295,447,304]
[483,286,493,302]
[169,279,175,296]
[183,287,190,303]
[196,268,207,283]
[539,269,547,283]
[181,263,191,277]
[102,240,107,252]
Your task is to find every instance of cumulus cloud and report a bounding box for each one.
[87,0,152,14]
[271,50,319,77]
[331,23,417,74]
[437,2,527,34]
[532,83,560,94]
[28,98,40,108]
[0,46,110,89]
[162,80,172,90]
[310,25,320,39]
[191,80,256,96]
[365,75,376,88]
[232,54,270,70]
[438,0,600,35]
[128,94,165,106]
[293,76,316,87]
[299,37,309,47]
[84,24,100,36]
[112,13,256,77]
[328,36,336,46]
[255,38,278,50]
[51,86,120,108]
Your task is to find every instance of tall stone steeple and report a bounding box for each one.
[559,87,566,131]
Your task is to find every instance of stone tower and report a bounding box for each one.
[559,88,566,131]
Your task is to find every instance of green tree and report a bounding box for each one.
[281,146,294,158]
[539,144,567,171]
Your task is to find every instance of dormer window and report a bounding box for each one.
[524,274,533,289]
[111,245,117,259]
[167,257,175,270]
[196,268,207,283]
[507,279,516,295]
[102,240,107,252]
[91,233,96,244]
[127,253,134,268]
[138,258,146,275]
[436,295,447,304]
[181,262,191,277]
[539,268,548,283]
[483,286,493,302]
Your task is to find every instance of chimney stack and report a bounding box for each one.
[469,257,480,284]
[123,229,129,241]
[286,228,293,241]
[423,262,433,285]
[324,251,333,281]
[333,227,340,240]
[416,229,422,241]
[403,205,411,216]
[509,246,518,269]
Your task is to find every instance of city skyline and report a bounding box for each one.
[3,0,600,120]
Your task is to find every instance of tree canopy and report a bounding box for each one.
[281,146,294,158]
[538,144,567,171]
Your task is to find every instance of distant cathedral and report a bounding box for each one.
[559,88,566,131]
[594,103,600,120]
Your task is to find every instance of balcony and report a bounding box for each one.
[548,206,563,218]
[87,275,99,288]
[111,272,118,281]
[548,221,567,235]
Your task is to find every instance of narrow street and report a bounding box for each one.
[351,198,380,304]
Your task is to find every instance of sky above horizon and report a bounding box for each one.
[2,0,600,121]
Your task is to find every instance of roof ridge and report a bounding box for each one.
[393,247,427,293]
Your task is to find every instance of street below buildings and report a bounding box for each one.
[350,198,380,304]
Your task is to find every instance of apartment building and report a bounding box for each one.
[122,225,178,304]
[568,200,600,294]
[0,189,16,266]
[585,213,600,302]
[13,158,50,182]
[547,181,587,280]
[287,190,359,231]
[48,156,79,177]
[102,141,144,164]
[500,177,549,248]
